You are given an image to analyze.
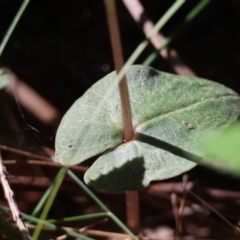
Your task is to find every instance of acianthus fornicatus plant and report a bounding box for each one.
[55,65,240,192]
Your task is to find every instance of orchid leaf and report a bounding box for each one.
[55,65,240,192]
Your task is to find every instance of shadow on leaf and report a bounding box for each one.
[85,156,146,192]
[85,133,203,192]
[135,132,202,164]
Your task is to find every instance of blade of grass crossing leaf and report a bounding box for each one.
[146,0,186,38]
[57,64,240,190]
[143,0,211,66]
[67,170,138,240]
[0,205,94,240]
[32,167,68,240]
[78,0,186,148]
[0,0,30,58]
[107,0,186,97]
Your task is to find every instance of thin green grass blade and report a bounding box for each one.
[0,0,30,58]
[143,0,211,66]
[32,167,68,240]
[67,170,138,240]
[31,182,54,217]
[47,212,108,223]
[102,0,186,102]
[0,205,94,240]
[67,0,186,153]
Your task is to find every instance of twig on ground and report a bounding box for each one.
[188,189,240,234]
[0,151,31,240]
[148,181,194,194]
[171,192,179,239]
[79,218,108,232]
[0,144,52,161]
[122,0,196,76]
[55,234,67,240]
[5,175,51,187]
[3,68,60,126]
[177,174,189,235]
[3,159,86,172]
[26,223,151,240]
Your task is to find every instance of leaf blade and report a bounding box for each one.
[55,65,240,191]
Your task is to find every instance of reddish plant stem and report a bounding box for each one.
[104,0,133,142]
[125,191,140,234]
[104,0,139,235]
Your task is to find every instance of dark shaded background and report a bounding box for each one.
[0,0,240,239]
[1,0,240,112]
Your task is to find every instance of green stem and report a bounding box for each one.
[88,0,186,128]
[31,184,53,217]
[47,212,108,223]
[0,205,94,240]
[143,0,211,66]
[32,167,68,240]
[104,0,140,234]
[67,170,138,240]
[66,1,185,237]
[104,0,133,142]
[0,0,30,58]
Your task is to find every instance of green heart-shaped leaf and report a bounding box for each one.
[55,65,240,192]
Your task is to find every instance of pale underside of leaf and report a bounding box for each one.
[55,65,240,192]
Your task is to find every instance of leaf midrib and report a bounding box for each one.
[134,94,239,132]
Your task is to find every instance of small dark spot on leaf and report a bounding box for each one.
[148,68,159,78]
[183,121,194,130]
[68,145,73,148]
[188,124,194,130]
